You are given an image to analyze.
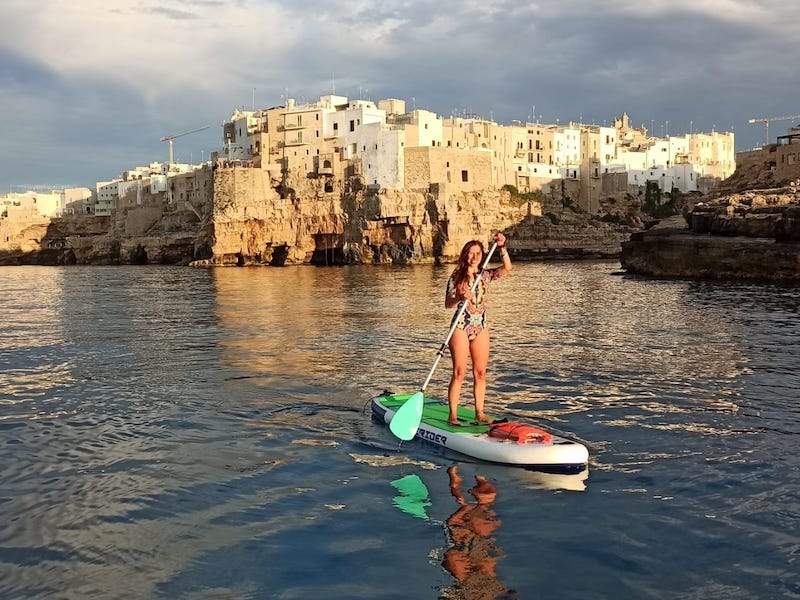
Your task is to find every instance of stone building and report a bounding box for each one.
[775,127,800,182]
[404,146,493,193]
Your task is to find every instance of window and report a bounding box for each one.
[432,141,435,147]
[461,170,468,182]
[447,141,451,147]
[349,120,355,132]
[424,123,428,129]
[375,144,378,150]
[333,123,339,132]
[323,160,331,168]
[316,114,319,121]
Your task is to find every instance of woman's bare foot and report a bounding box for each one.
[473,413,493,425]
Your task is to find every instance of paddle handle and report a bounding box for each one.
[419,241,499,392]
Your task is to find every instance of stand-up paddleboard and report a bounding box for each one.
[373,392,589,472]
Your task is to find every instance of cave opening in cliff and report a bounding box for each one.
[270,244,289,267]
[311,233,345,266]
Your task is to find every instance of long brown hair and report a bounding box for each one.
[451,240,485,291]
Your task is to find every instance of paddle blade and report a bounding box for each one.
[390,474,431,520]
[389,391,424,441]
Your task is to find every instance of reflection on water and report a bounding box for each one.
[441,466,511,600]
[0,264,799,599]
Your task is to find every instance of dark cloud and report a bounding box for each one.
[1,0,799,187]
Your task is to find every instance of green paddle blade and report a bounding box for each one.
[389,391,424,441]
[390,474,431,520]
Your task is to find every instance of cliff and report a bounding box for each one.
[202,166,531,266]
[1,164,634,267]
[621,183,800,281]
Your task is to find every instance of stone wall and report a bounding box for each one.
[404,147,493,194]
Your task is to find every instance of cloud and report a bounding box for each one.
[0,0,799,186]
[145,6,200,20]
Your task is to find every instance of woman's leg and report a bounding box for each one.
[448,329,469,424]
[469,327,490,422]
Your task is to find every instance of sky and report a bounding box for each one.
[1,0,799,190]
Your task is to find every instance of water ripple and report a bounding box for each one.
[0,264,798,599]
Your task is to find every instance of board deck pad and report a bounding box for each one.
[377,394,491,434]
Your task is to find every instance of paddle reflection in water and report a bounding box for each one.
[441,466,516,600]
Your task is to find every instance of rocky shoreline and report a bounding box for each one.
[621,183,800,281]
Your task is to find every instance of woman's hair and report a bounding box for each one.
[451,240,485,291]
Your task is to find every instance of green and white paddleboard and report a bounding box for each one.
[372,392,588,471]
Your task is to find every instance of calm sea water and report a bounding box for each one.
[0,263,798,599]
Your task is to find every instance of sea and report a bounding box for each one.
[0,263,798,599]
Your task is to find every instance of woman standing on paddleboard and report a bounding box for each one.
[445,233,511,426]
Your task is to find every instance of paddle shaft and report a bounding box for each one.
[419,241,499,392]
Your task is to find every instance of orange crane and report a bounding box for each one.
[160,126,210,164]
[748,114,800,147]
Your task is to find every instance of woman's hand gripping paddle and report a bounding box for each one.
[389,241,499,441]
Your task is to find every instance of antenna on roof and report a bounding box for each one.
[332,72,336,95]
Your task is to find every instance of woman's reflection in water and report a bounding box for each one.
[442,466,516,600]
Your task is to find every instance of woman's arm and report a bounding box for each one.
[445,282,472,309]
[445,276,473,309]
[494,232,512,277]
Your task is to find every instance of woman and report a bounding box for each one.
[445,233,511,426]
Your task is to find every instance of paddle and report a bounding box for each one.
[389,240,500,441]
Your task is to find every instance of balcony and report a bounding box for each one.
[282,138,308,147]
[281,122,307,131]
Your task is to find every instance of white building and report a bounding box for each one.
[62,187,93,215]
[553,126,581,169]
[347,122,406,189]
[402,109,444,148]
[0,191,63,218]
[624,164,700,193]
[224,111,264,160]
[95,180,121,216]
[323,100,386,140]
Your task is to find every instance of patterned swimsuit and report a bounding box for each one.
[446,268,503,341]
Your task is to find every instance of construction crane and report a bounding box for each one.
[159,126,210,164]
[748,114,800,147]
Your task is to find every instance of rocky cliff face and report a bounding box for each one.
[621,182,800,281]
[1,164,636,266]
[201,166,532,265]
